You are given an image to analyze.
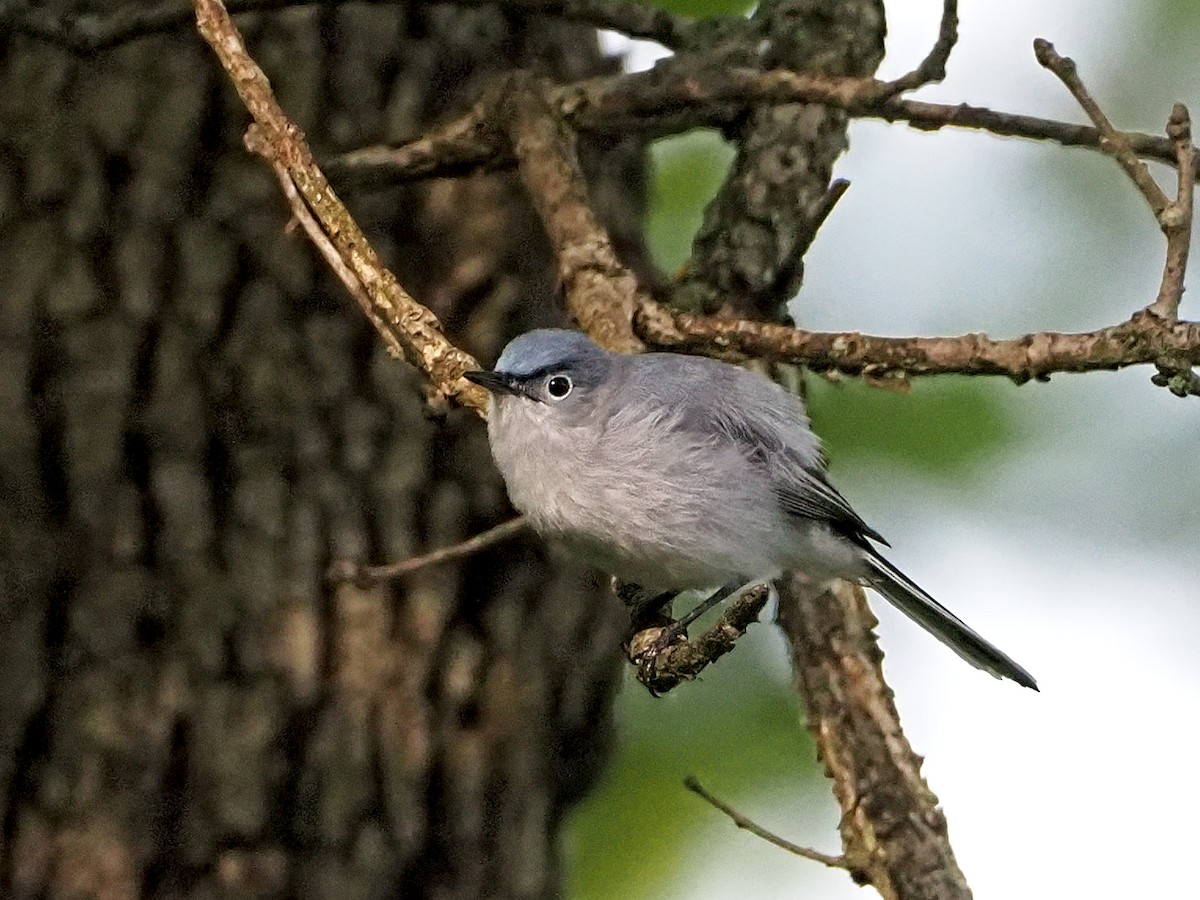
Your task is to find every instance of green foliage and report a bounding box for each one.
[645,0,754,20]
[806,376,1019,477]
[646,132,734,273]
[567,634,818,899]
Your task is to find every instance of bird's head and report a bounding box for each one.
[465,329,613,421]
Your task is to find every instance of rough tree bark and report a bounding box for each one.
[0,4,646,897]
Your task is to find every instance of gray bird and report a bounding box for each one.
[465,329,1037,690]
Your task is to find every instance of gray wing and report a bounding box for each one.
[621,354,889,549]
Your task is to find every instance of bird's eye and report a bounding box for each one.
[546,375,573,399]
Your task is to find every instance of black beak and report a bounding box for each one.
[464,370,524,397]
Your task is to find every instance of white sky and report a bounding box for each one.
[600,2,1200,898]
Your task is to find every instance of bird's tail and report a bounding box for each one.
[864,551,1038,691]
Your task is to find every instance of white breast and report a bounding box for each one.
[485,395,799,591]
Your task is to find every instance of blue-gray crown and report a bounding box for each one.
[494,329,607,377]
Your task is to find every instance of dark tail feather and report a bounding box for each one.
[864,552,1039,691]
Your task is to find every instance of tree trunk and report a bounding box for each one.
[0,5,642,897]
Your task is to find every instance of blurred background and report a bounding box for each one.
[569,1,1200,897]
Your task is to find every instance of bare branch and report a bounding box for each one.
[262,145,412,363]
[1034,40,1194,338]
[884,96,1179,165]
[635,298,1200,381]
[767,178,851,304]
[501,71,647,352]
[1034,39,1171,216]
[327,99,507,188]
[14,2,1194,196]
[193,0,489,414]
[625,584,770,695]
[804,179,851,247]
[329,518,529,585]
[191,7,1200,395]
[339,73,1190,186]
[1147,104,1195,320]
[877,0,958,98]
[776,577,972,898]
[565,66,880,125]
[683,777,852,871]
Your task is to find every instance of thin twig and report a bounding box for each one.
[745,179,852,309]
[1034,39,1171,217]
[876,0,958,98]
[768,178,851,300]
[193,0,489,413]
[1034,40,1194,331]
[683,777,850,870]
[883,96,1178,166]
[326,100,507,189]
[626,584,770,694]
[332,517,529,584]
[805,179,851,242]
[1147,104,1194,319]
[263,144,408,363]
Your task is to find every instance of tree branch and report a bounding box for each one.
[683,776,851,871]
[1033,39,1195,382]
[262,145,418,371]
[670,0,884,318]
[14,0,1196,197]
[500,72,647,352]
[876,0,957,98]
[1034,40,1170,217]
[625,585,771,695]
[187,0,1200,400]
[880,95,1180,167]
[761,179,852,312]
[776,577,972,899]
[328,517,529,585]
[328,99,508,188]
[335,68,1192,187]
[1147,103,1194,320]
[635,299,1200,381]
[193,0,489,413]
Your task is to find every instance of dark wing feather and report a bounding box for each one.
[772,462,890,547]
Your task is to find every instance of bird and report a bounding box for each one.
[464,328,1038,690]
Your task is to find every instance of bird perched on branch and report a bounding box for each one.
[465,329,1037,690]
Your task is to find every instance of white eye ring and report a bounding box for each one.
[546,374,573,399]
